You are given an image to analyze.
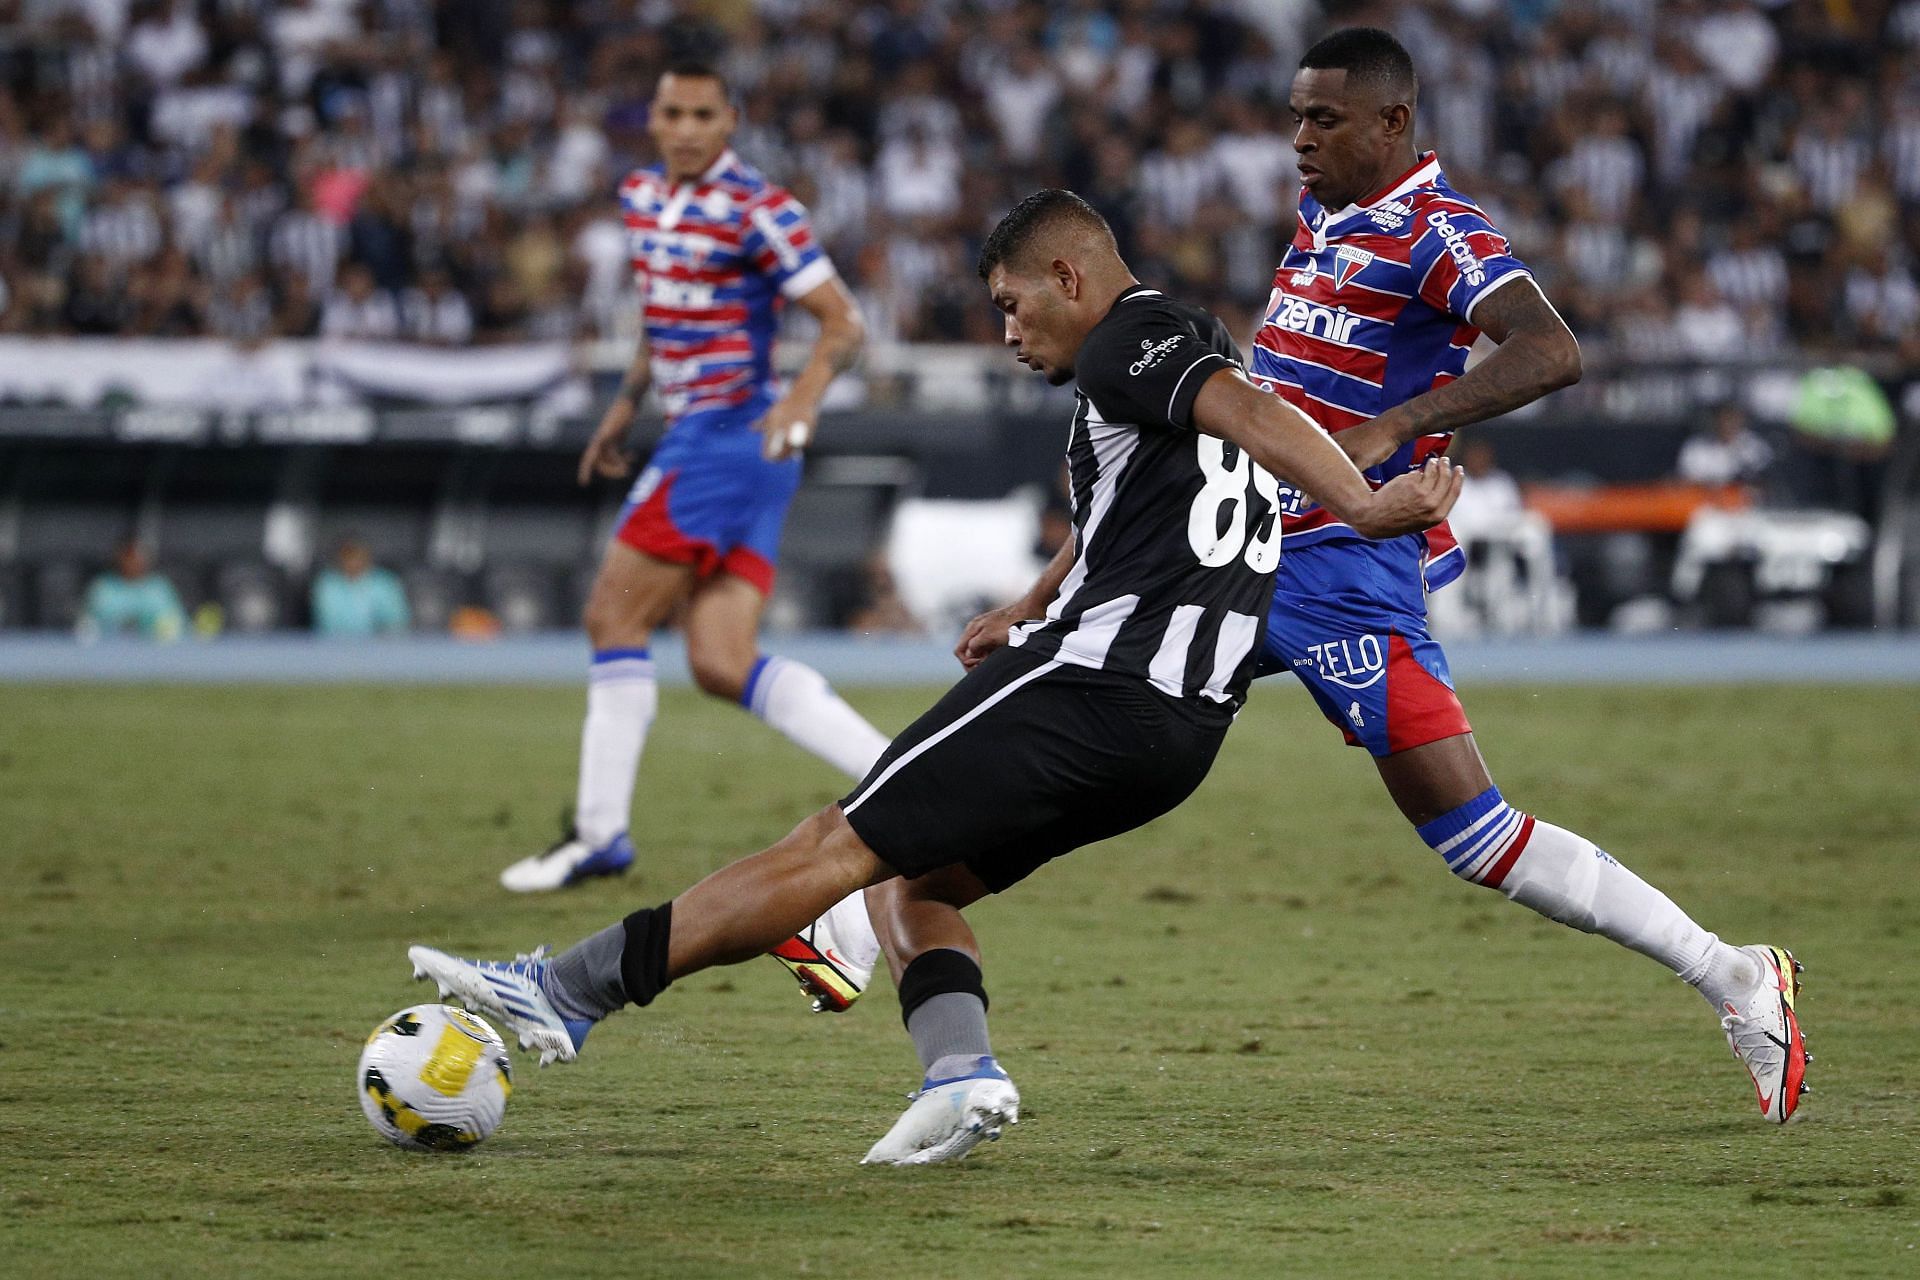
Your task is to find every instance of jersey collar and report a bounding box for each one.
[654,149,737,230]
[1301,151,1443,251]
[689,148,736,188]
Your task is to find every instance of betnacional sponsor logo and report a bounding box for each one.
[1425,209,1487,286]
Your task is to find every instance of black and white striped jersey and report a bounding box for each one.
[1008,285,1283,710]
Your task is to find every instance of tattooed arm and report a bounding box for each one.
[1337,277,1582,471]
[578,333,652,486]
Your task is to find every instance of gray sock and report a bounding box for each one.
[907,992,991,1072]
[545,922,629,1022]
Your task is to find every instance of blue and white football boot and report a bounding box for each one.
[861,1055,1020,1165]
[499,824,634,893]
[407,944,593,1067]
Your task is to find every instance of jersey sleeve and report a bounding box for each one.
[1410,200,1532,324]
[1077,301,1238,432]
[618,172,648,290]
[742,190,837,300]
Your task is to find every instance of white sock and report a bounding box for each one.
[1420,788,1740,1005]
[818,889,884,975]
[1500,819,1740,1001]
[740,654,890,780]
[574,648,658,847]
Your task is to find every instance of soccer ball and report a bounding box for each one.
[358,1004,512,1152]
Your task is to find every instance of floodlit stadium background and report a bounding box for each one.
[1,0,1917,653]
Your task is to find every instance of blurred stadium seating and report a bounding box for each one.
[0,0,1915,634]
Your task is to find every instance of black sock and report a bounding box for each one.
[899,949,993,1072]
[618,901,675,1008]
[897,948,989,1027]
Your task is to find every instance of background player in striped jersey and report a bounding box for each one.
[410,190,1461,1164]
[499,64,891,892]
[779,29,1808,1129]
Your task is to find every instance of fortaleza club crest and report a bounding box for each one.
[1333,245,1374,290]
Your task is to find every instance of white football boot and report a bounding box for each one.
[862,1056,1020,1165]
[1719,943,1809,1123]
[408,944,592,1066]
[770,894,877,1013]
[500,826,634,893]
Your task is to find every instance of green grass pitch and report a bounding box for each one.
[3,679,1918,1278]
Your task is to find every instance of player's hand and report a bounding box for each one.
[954,602,1030,670]
[755,395,819,461]
[578,405,635,487]
[1352,456,1463,539]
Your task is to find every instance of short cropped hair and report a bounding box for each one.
[976,189,1117,280]
[1299,27,1418,102]
[659,61,729,97]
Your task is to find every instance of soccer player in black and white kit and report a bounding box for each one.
[406,191,1460,1164]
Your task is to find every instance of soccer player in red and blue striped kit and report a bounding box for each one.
[779,28,1808,1132]
[500,64,889,893]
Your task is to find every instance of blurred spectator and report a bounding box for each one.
[400,266,475,346]
[0,0,1908,364]
[1034,462,1073,561]
[1677,402,1774,488]
[1446,439,1526,538]
[311,539,410,637]
[80,540,185,642]
[1788,362,1898,522]
[846,550,923,636]
[320,262,400,340]
[1670,270,1745,359]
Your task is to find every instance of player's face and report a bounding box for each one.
[649,74,735,181]
[988,264,1079,386]
[1288,68,1402,210]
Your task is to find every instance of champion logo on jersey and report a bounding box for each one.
[1129,334,1186,375]
[1333,245,1375,290]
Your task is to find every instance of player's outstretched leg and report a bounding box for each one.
[424,805,891,1063]
[1384,738,1810,1123]
[860,869,1018,1166]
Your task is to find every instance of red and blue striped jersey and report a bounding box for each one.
[620,149,837,422]
[1249,153,1530,589]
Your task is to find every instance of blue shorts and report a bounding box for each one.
[1255,535,1472,757]
[612,395,802,595]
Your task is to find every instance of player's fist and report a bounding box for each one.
[578,403,636,486]
[755,396,818,461]
[954,602,1027,669]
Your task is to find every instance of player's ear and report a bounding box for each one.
[1052,257,1080,301]
[1381,101,1412,143]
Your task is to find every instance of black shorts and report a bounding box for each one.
[840,646,1234,893]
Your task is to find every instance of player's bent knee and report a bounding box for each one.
[688,650,752,700]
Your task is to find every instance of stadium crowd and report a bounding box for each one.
[1,0,1918,365]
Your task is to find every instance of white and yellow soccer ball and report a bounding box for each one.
[358,1004,512,1152]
